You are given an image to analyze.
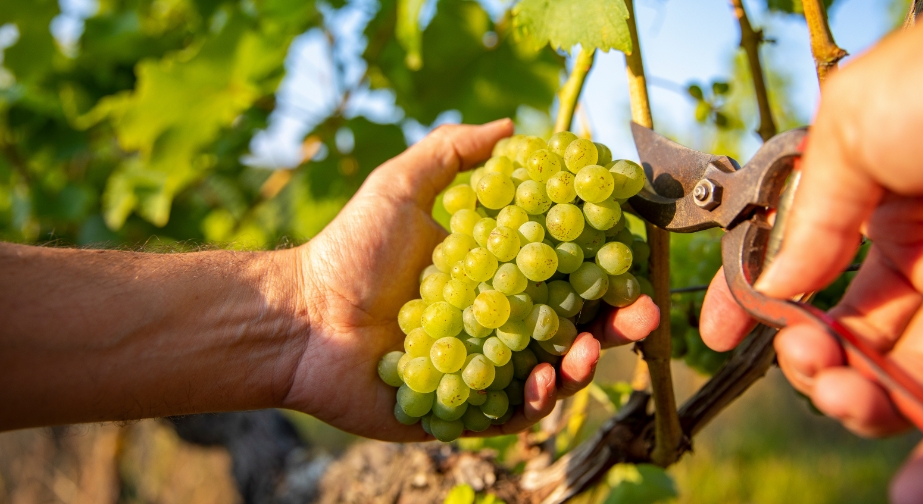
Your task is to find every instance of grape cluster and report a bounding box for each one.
[378,131,651,442]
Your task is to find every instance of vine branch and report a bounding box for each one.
[802,0,847,83]
[730,0,777,142]
[904,0,923,29]
[622,0,683,468]
[554,48,595,133]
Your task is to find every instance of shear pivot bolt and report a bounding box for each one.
[692,179,721,210]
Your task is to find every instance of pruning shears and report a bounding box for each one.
[627,122,923,431]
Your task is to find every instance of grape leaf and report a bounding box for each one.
[396,0,426,70]
[603,464,677,504]
[0,0,60,83]
[512,0,632,54]
[444,484,476,504]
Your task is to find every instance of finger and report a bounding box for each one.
[866,195,923,293]
[828,246,923,353]
[700,267,757,351]
[557,333,600,397]
[774,324,845,395]
[890,440,923,504]
[811,366,911,437]
[370,119,514,206]
[588,295,660,348]
[754,81,883,299]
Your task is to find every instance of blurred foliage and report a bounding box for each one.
[512,0,631,54]
[763,0,836,15]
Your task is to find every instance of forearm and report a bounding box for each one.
[0,243,307,430]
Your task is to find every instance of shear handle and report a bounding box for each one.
[722,217,923,431]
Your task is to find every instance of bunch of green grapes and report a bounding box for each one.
[377,132,651,442]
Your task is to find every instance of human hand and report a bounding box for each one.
[698,25,923,502]
[281,120,659,441]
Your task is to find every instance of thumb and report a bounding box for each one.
[370,119,513,207]
[754,86,883,298]
[890,440,923,504]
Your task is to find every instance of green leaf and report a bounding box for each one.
[603,464,677,504]
[445,484,476,504]
[396,0,426,70]
[512,0,632,54]
[686,84,704,101]
[589,381,632,413]
[712,81,730,96]
[0,0,60,83]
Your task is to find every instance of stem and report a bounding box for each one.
[802,0,847,84]
[729,0,777,142]
[622,0,682,468]
[554,48,596,133]
[903,0,922,29]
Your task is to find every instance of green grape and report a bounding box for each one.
[603,272,642,307]
[476,172,516,209]
[403,357,443,393]
[496,205,529,231]
[594,142,613,166]
[469,167,486,191]
[472,217,498,248]
[378,351,404,387]
[443,184,478,214]
[404,327,435,357]
[472,290,511,328]
[604,214,627,238]
[430,416,464,442]
[461,334,486,354]
[398,299,427,334]
[496,319,530,351]
[525,304,560,341]
[577,299,601,325]
[583,196,622,231]
[420,264,441,283]
[631,240,651,267]
[450,261,473,283]
[506,379,525,406]
[596,242,633,276]
[516,242,558,282]
[487,226,520,262]
[523,281,549,304]
[430,337,467,373]
[546,280,584,318]
[433,243,450,272]
[573,226,606,257]
[462,354,496,390]
[461,405,492,432]
[518,221,545,245]
[515,180,553,215]
[546,204,585,242]
[547,131,578,157]
[529,212,547,227]
[564,138,598,173]
[468,389,488,406]
[512,167,531,186]
[515,136,547,166]
[530,339,561,366]
[442,233,479,267]
[476,281,494,295]
[420,272,450,304]
[394,402,420,425]
[492,138,511,157]
[433,396,468,421]
[574,165,614,203]
[421,302,463,338]
[507,293,534,321]
[397,384,434,417]
[421,413,433,435]
[443,278,476,309]
[569,262,610,300]
[450,208,481,236]
[504,134,525,157]
[554,242,585,274]
[397,352,414,381]
[490,408,514,425]
[511,349,538,380]
[483,336,512,366]
[463,247,499,283]
[546,171,577,204]
[638,276,655,297]
[614,228,635,246]
[487,361,514,390]
[609,160,646,198]
[538,318,578,356]
[492,263,528,295]
[485,156,515,177]
[463,306,492,338]
[481,390,510,419]
[525,149,562,183]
